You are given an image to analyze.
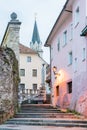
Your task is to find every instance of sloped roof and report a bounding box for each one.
[31,20,41,44]
[19,43,37,54]
[19,43,48,64]
[44,0,70,46]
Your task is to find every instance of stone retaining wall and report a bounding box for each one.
[0,47,20,121]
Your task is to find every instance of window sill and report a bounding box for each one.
[82,59,85,62]
[68,63,72,66]
[70,38,73,41]
[62,43,67,48]
[74,22,79,28]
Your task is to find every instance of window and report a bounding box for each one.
[75,6,79,26]
[63,30,67,46]
[57,39,60,51]
[33,84,37,91]
[68,52,73,65]
[32,69,37,77]
[67,81,72,93]
[56,86,59,96]
[70,24,73,40]
[27,56,31,62]
[19,84,25,90]
[74,58,77,72]
[82,48,86,61]
[20,69,25,76]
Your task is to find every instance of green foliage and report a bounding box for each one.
[2,99,11,107]
[67,108,80,115]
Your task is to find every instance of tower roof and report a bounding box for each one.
[31,20,41,44]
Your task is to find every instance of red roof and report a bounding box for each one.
[19,43,37,54]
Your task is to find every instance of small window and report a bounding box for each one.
[68,52,73,65]
[33,84,37,91]
[27,56,31,62]
[20,69,25,76]
[74,58,77,72]
[67,81,72,93]
[63,30,67,46]
[57,39,60,51]
[20,84,25,90]
[82,48,86,61]
[32,69,37,77]
[56,86,59,96]
[75,6,79,25]
[70,24,73,40]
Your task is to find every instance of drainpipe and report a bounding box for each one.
[49,45,52,105]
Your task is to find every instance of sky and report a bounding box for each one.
[0,0,66,63]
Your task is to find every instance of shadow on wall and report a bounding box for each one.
[56,93,71,108]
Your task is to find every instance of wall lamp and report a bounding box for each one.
[52,66,60,79]
[53,66,57,74]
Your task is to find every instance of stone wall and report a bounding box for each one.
[1,12,21,61]
[0,47,19,115]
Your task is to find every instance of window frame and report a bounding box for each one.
[68,51,73,65]
[74,57,77,72]
[63,30,67,46]
[27,56,31,62]
[20,69,25,76]
[56,86,59,96]
[32,69,37,77]
[57,38,60,51]
[33,84,37,91]
[82,48,86,61]
[70,23,73,40]
[67,81,72,94]
[19,83,25,90]
[75,6,79,26]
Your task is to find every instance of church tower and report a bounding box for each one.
[30,20,43,57]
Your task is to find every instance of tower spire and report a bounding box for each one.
[31,19,41,44]
[30,17,43,57]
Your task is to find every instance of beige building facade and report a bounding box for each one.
[19,44,47,93]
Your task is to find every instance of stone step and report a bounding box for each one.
[4,119,87,128]
[21,106,54,110]
[14,113,76,118]
[21,104,52,108]
[20,108,61,111]
[5,118,87,124]
[20,109,62,113]
[20,108,60,111]
[21,107,58,109]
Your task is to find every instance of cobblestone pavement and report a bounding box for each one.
[0,125,87,130]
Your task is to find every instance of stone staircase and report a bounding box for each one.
[3,104,87,128]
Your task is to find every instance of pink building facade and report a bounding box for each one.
[45,0,87,116]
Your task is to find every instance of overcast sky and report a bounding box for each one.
[0,0,66,63]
